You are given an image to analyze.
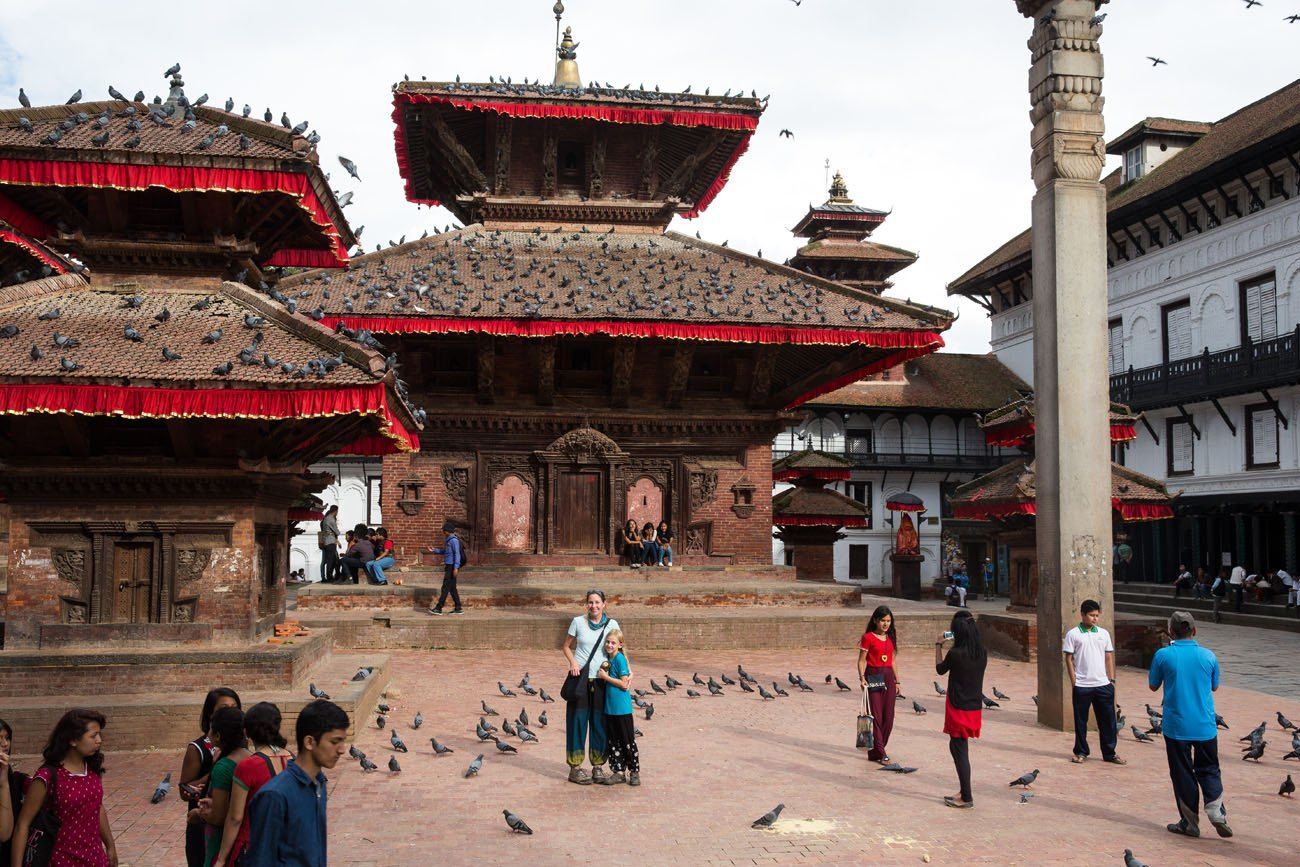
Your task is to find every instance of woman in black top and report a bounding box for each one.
[935,609,987,808]
[0,718,27,867]
[180,687,241,867]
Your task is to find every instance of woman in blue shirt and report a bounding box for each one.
[597,629,640,787]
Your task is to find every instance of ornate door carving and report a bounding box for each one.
[110,542,155,623]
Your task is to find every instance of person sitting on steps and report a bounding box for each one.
[621,520,642,569]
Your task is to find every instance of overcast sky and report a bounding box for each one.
[2,0,1297,353]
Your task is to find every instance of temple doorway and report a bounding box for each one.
[556,469,602,551]
[109,541,156,623]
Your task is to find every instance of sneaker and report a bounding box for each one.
[1206,804,1233,838]
[591,766,607,783]
[428,608,444,616]
[599,771,626,785]
[568,767,591,785]
[1166,821,1200,838]
[450,609,465,615]
[628,772,641,786]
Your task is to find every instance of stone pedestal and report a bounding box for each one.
[1018,0,1114,730]
[775,526,843,583]
[890,553,923,600]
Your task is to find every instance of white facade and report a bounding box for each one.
[290,458,383,581]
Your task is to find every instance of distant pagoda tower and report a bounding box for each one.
[789,172,918,295]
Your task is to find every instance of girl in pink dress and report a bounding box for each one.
[10,708,117,867]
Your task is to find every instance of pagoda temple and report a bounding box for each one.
[281,26,952,567]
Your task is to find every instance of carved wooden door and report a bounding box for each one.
[111,542,155,623]
[556,470,601,552]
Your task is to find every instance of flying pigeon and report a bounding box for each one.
[1131,726,1154,743]
[503,809,533,834]
[308,683,330,699]
[992,687,1011,701]
[879,763,918,774]
[465,754,484,777]
[778,129,794,138]
[1147,57,1167,67]
[1008,769,1040,789]
[482,700,499,716]
[150,772,171,804]
[339,155,361,181]
[431,737,453,755]
[498,682,516,697]
[912,701,927,715]
[1281,774,1295,797]
[934,681,947,696]
[751,803,784,829]
[390,732,408,753]
[387,756,401,773]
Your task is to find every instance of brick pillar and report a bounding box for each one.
[1017,0,1114,730]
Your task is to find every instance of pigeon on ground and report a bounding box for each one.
[518,708,529,727]
[796,678,813,692]
[982,695,1000,709]
[1009,769,1039,789]
[686,689,701,698]
[645,704,654,721]
[1241,722,1267,742]
[150,772,171,804]
[517,673,531,688]
[517,727,539,743]
[1146,716,1163,735]
[1283,749,1300,761]
[520,685,538,696]
[539,689,555,703]
[651,680,666,695]
[708,682,724,696]
[476,724,495,742]
[376,715,386,729]
[912,701,927,715]
[388,756,401,773]
[1280,774,1295,797]
[739,678,755,693]
[351,667,373,682]
[773,682,789,697]
[501,719,517,737]
[465,754,483,777]
[494,738,518,754]
[1131,726,1154,743]
[503,809,533,834]
[1124,849,1149,867]
[1032,695,1039,706]
[308,683,330,699]
[1279,712,1297,731]
[431,738,453,755]
[665,676,681,689]
[390,732,408,753]
[348,745,363,760]
[721,673,736,686]
[751,803,784,828]
[934,681,947,696]
[692,673,705,686]
[825,674,834,684]
[412,712,423,729]
[787,672,799,686]
[1242,741,1266,761]
[879,763,918,774]
[1216,714,1229,730]
[480,716,498,733]
[1146,704,1162,718]
[633,696,648,709]
[359,756,378,772]
[835,678,852,692]
[993,687,1010,701]
[538,711,548,727]
[758,684,775,700]
[499,682,516,697]
[482,700,499,716]
[1019,793,1033,804]
[738,665,756,683]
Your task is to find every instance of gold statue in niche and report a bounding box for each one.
[895,513,920,555]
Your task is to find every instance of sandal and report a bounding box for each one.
[1071,754,1086,763]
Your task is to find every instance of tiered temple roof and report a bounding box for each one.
[980,397,1140,448]
[949,460,1177,523]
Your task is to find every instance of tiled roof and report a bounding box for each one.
[280,225,951,334]
[1,221,77,279]
[0,275,383,387]
[394,80,764,116]
[951,460,1173,506]
[772,485,869,519]
[771,450,855,473]
[949,78,1300,295]
[1106,117,1213,155]
[806,353,1028,411]
[793,239,917,263]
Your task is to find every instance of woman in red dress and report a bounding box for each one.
[12,708,117,867]
[856,605,900,763]
[935,609,987,808]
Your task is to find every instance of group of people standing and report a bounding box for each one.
[1172,562,1297,620]
[316,506,398,586]
[620,520,674,568]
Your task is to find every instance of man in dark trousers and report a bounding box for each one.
[1149,610,1232,839]
[426,520,464,615]
[317,505,340,583]
[1063,599,1124,765]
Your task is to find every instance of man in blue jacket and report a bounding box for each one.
[1148,610,1231,839]
[427,519,465,615]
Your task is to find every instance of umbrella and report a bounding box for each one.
[885,491,925,512]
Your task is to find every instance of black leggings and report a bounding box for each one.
[949,737,972,802]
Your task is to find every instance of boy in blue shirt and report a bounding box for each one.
[426,520,465,615]
[1148,611,1231,839]
[597,628,640,786]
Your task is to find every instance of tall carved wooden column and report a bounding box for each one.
[1017,0,1113,730]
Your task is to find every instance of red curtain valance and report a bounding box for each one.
[288,508,324,522]
[0,191,54,238]
[333,434,404,456]
[773,468,851,482]
[1115,500,1174,522]
[395,91,760,131]
[0,158,348,268]
[951,502,1036,520]
[1111,423,1138,443]
[683,135,749,220]
[984,420,1034,447]
[0,228,67,274]
[774,515,869,528]
[0,382,416,452]
[266,248,346,269]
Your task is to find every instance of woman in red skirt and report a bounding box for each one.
[935,609,987,808]
[856,605,900,763]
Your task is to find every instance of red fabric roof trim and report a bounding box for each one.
[952,502,1036,520]
[884,500,926,513]
[1111,423,1138,443]
[782,341,945,410]
[266,248,348,269]
[0,191,53,238]
[324,315,944,350]
[984,420,1034,447]
[0,228,67,274]
[773,516,869,528]
[0,382,416,452]
[333,434,404,456]
[395,91,760,131]
[1115,500,1174,522]
[682,134,749,220]
[773,468,852,482]
[390,98,442,208]
[288,508,325,522]
[0,159,348,268]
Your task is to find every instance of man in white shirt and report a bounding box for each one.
[1277,568,1294,609]
[1228,565,1246,612]
[1063,599,1124,765]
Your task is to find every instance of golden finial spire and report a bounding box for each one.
[828,171,851,203]
[554,24,582,89]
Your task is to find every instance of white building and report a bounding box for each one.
[772,353,1025,589]
[290,458,383,581]
[949,80,1300,581]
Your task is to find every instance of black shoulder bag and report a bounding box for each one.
[561,621,611,703]
[23,765,61,867]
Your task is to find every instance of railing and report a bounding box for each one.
[1110,326,1300,411]
[772,449,1008,472]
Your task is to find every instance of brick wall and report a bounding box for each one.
[379,452,470,566]
[689,444,774,566]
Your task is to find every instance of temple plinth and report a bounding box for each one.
[1016,0,1114,730]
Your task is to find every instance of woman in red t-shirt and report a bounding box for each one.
[210,702,291,867]
[857,605,900,763]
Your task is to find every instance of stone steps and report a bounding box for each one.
[1,650,392,753]
[369,563,795,585]
[1114,593,1300,634]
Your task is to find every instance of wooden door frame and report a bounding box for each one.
[534,428,628,556]
[554,468,604,553]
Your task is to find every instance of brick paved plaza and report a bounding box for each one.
[69,641,1300,866]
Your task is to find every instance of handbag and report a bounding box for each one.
[561,621,611,703]
[865,674,888,692]
[23,765,61,867]
[855,689,875,751]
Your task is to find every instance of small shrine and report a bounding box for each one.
[772,451,867,582]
